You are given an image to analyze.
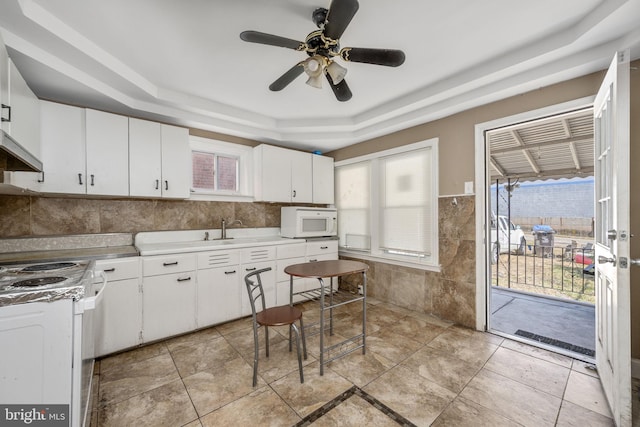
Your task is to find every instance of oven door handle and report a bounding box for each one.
[84,270,107,311]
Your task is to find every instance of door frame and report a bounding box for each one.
[473,96,595,331]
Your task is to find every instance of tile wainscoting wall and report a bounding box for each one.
[0,194,476,327]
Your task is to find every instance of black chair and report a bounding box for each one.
[244,267,307,386]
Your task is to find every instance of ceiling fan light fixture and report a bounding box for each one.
[303,56,324,77]
[326,61,347,85]
[305,74,324,89]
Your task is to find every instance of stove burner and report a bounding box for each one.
[12,277,68,287]
[20,262,77,273]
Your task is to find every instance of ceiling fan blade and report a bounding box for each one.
[323,0,359,40]
[240,31,304,50]
[341,48,405,67]
[326,74,352,102]
[269,63,305,91]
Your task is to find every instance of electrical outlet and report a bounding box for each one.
[464,181,474,194]
[357,285,363,295]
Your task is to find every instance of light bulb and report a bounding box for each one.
[326,61,347,84]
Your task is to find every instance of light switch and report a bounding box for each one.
[464,181,474,194]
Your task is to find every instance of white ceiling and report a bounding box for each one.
[1,0,639,153]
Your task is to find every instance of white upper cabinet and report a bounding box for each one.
[0,34,10,134]
[85,109,129,196]
[7,60,40,159]
[312,154,334,204]
[160,124,190,198]
[253,144,312,203]
[129,118,189,198]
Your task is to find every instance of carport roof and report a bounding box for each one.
[487,108,594,183]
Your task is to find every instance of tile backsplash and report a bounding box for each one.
[0,195,286,237]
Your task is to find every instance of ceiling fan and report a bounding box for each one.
[239,0,405,102]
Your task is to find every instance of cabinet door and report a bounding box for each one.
[161,124,190,199]
[38,101,86,194]
[0,35,9,132]
[196,265,241,327]
[257,145,291,202]
[240,261,276,316]
[95,278,141,357]
[85,109,129,196]
[129,118,162,197]
[290,150,313,203]
[313,155,334,204]
[143,272,196,342]
[7,60,40,158]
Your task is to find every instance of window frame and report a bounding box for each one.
[189,136,254,201]
[335,138,439,271]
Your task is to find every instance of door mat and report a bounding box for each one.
[293,385,417,427]
[515,329,595,357]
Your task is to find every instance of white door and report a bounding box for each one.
[594,50,631,426]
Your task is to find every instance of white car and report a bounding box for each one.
[490,214,526,263]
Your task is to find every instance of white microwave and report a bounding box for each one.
[281,207,337,238]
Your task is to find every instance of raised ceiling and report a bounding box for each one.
[1,0,639,153]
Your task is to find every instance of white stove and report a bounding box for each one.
[0,260,104,427]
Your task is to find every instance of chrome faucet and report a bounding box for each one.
[221,219,243,239]
[204,231,210,241]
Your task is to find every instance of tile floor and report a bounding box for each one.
[90,297,615,426]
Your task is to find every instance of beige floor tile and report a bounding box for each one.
[99,341,168,373]
[199,386,300,426]
[427,328,499,365]
[222,323,287,357]
[405,310,454,328]
[270,361,354,417]
[98,379,197,427]
[99,352,180,406]
[183,420,203,427]
[459,369,561,427]
[164,327,221,353]
[451,325,504,345]
[364,364,456,426]
[484,346,570,397]
[401,346,482,393]
[501,339,574,369]
[242,337,316,384]
[556,400,614,426]
[563,370,613,418]
[571,359,599,378]
[366,329,423,363]
[432,396,521,427]
[366,305,407,327]
[171,335,240,377]
[386,315,446,344]
[182,357,262,417]
[310,395,399,427]
[214,316,253,336]
[326,349,396,388]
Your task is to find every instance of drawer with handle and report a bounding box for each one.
[142,253,196,277]
[95,257,140,281]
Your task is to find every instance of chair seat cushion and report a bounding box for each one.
[256,305,303,327]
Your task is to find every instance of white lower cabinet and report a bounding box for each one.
[196,250,241,328]
[94,257,142,357]
[142,253,196,343]
[240,247,276,316]
[276,242,307,306]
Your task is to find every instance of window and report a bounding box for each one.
[189,136,253,200]
[335,139,438,269]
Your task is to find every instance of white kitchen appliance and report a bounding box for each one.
[0,260,104,427]
[280,207,337,238]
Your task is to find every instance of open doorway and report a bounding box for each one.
[484,107,596,361]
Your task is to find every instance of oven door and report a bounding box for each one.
[72,270,106,427]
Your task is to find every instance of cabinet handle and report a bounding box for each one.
[245,267,257,272]
[224,270,236,275]
[1,104,11,122]
[37,172,45,183]
[155,179,159,190]
[165,180,169,191]
[103,268,116,273]
[177,276,191,282]
[321,246,328,249]
[90,174,95,186]
[163,261,179,266]
[292,190,296,198]
[309,259,318,262]
[78,173,83,185]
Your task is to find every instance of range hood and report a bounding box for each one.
[0,129,42,172]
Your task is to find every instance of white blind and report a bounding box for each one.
[336,161,370,250]
[379,148,432,255]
